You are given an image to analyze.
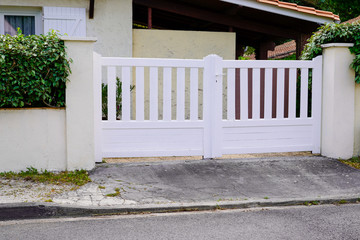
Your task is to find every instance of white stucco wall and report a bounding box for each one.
[0,109,67,172]
[0,0,132,57]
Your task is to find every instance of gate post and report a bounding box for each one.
[93,52,102,163]
[62,37,97,170]
[321,43,355,159]
[203,55,223,159]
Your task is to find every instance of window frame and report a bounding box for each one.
[0,7,42,35]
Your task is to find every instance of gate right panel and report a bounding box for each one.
[221,56,322,154]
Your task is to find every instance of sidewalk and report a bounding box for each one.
[1,156,360,220]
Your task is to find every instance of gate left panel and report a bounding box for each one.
[100,57,206,158]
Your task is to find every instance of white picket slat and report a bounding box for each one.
[252,68,261,120]
[264,68,273,119]
[176,68,185,121]
[300,68,309,119]
[121,67,131,121]
[240,68,248,120]
[190,68,199,121]
[163,67,172,121]
[276,68,285,119]
[149,67,159,121]
[288,68,297,119]
[227,68,236,120]
[136,67,144,121]
[107,67,116,121]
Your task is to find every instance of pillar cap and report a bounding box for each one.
[61,36,97,42]
[321,43,354,48]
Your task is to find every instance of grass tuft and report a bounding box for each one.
[0,167,91,186]
[339,156,360,169]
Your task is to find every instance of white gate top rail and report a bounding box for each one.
[222,59,316,68]
[101,57,205,68]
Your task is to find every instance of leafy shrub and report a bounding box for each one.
[102,77,135,120]
[0,30,72,108]
[301,23,360,83]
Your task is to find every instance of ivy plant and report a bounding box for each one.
[301,22,360,83]
[102,77,135,120]
[0,30,72,108]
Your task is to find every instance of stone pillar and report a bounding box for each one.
[62,37,97,170]
[321,43,355,159]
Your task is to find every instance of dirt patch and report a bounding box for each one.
[104,152,315,163]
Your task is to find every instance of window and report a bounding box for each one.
[4,15,35,35]
[0,7,42,36]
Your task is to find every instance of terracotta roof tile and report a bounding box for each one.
[256,0,340,21]
[268,40,296,59]
[343,15,360,24]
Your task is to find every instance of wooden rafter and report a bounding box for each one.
[89,0,95,19]
[133,0,298,38]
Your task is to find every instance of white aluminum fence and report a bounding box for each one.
[98,54,322,160]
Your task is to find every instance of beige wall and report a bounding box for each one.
[1,0,132,57]
[133,29,236,119]
[133,29,235,60]
[0,109,67,172]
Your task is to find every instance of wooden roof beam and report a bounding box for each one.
[89,0,95,19]
[133,0,298,38]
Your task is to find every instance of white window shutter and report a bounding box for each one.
[43,7,86,37]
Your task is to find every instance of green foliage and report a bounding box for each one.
[0,167,91,186]
[339,156,360,169]
[106,187,121,197]
[278,53,296,60]
[0,30,72,108]
[301,23,360,83]
[282,0,360,22]
[102,77,135,120]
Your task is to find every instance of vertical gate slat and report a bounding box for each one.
[136,67,144,121]
[240,68,248,120]
[252,68,261,120]
[190,68,199,121]
[227,68,235,120]
[300,68,309,119]
[163,67,172,121]
[312,56,323,153]
[177,68,185,121]
[276,68,285,119]
[264,68,273,119]
[149,67,159,121]
[107,66,116,121]
[121,67,131,121]
[288,68,297,119]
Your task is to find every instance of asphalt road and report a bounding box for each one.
[1,204,359,240]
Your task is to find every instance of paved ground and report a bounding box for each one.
[1,155,360,219]
[2,204,360,240]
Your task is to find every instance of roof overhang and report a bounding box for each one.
[221,0,339,24]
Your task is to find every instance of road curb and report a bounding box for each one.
[1,196,359,221]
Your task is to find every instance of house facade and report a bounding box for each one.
[1,0,339,60]
[0,0,132,58]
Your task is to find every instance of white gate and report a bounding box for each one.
[96,55,322,160]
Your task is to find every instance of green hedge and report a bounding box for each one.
[301,22,360,83]
[0,30,72,108]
